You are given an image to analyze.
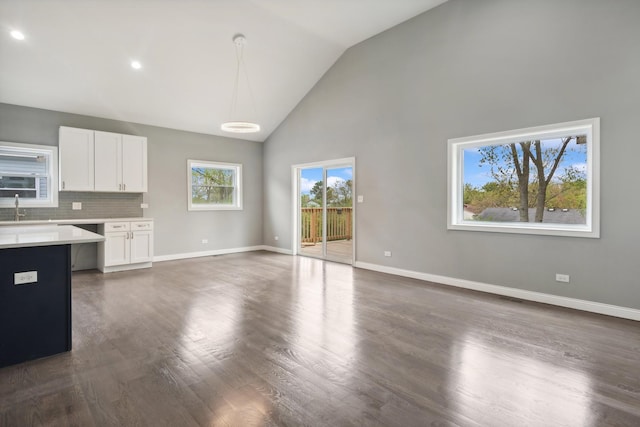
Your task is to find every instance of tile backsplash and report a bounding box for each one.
[0,192,143,221]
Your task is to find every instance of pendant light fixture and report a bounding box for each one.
[221,34,260,133]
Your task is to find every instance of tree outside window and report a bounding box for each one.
[448,118,599,238]
[188,160,242,210]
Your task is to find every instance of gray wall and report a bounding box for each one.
[263,0,640,310]
[0,103,263,257]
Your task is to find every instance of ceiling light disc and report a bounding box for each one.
[221,121,260,133]
[10,30,25,40]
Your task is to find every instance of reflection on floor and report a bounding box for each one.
[299,239,352,261]
[0,251,639,426]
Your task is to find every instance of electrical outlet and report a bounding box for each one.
[72,202,82,210]
[384,251,392,257]
[274,236,279,241]
[357,195,364,203]
[14,271,38,285]
[201,239,208,244]
[141,203,149,209]
[555,274,570,283]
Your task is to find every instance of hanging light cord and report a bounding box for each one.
[221,34,261,133]
[229,38,258,121]
[229,41,241,118]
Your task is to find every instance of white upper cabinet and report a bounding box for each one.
[122,135,147,192]
[59,127,94,191]
[59,127,147,193]
[94,131,121,192]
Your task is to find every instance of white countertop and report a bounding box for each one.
[0,217,153,226]
[0,225,105,249]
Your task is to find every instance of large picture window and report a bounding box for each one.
[0,142,58,207]
[448,118,599,238]
[188,160,242,211]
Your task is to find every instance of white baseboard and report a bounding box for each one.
[261,245,294,255]
[154,245,265,262]
[153,245,293,262]
[100,262,152,274]
[354,261,640,322]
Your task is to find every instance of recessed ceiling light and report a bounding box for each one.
[10,30,25,40]
[131,60,142,70]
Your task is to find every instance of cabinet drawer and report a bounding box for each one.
[104,222,130,232]
[131,221,153,231]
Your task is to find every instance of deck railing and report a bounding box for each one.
[301,207,352,243]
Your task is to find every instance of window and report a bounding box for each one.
[188,160,242,210]
[448,118,599,238]
[0,142,58,208]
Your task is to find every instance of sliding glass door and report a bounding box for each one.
[325,167,353,262]
[297,160,353,264]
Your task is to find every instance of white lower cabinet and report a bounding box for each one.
[98,221,153,273]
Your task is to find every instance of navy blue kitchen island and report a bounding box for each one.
[0,225,104,368]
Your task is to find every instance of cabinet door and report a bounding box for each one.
[94,131,122,192]
[130,230,153,264]
[59,127,94,191]
[122,135,147,192]
[104,231,130,266]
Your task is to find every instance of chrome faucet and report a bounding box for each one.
[14,194,26,222]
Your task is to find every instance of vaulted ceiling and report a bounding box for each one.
[0,0,447,141]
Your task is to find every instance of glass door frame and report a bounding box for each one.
[291,157,356,264]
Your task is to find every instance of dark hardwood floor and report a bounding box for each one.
[1,251,639,426]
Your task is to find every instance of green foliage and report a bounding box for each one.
[464,180,520,212]
[306,179,353,207]
[545,179,587,210]
[467,136,587,220]
[463,183,478,205]
[310,180,324,205]
[465,180,586,212]
[330,179,353,207]
[191,167,235,204]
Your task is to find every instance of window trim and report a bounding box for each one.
[0,141,59,208]
[187,159,243,211]
[447,118,600,238]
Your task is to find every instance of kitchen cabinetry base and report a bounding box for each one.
[97,220,153,274]
[98,261,152,274]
